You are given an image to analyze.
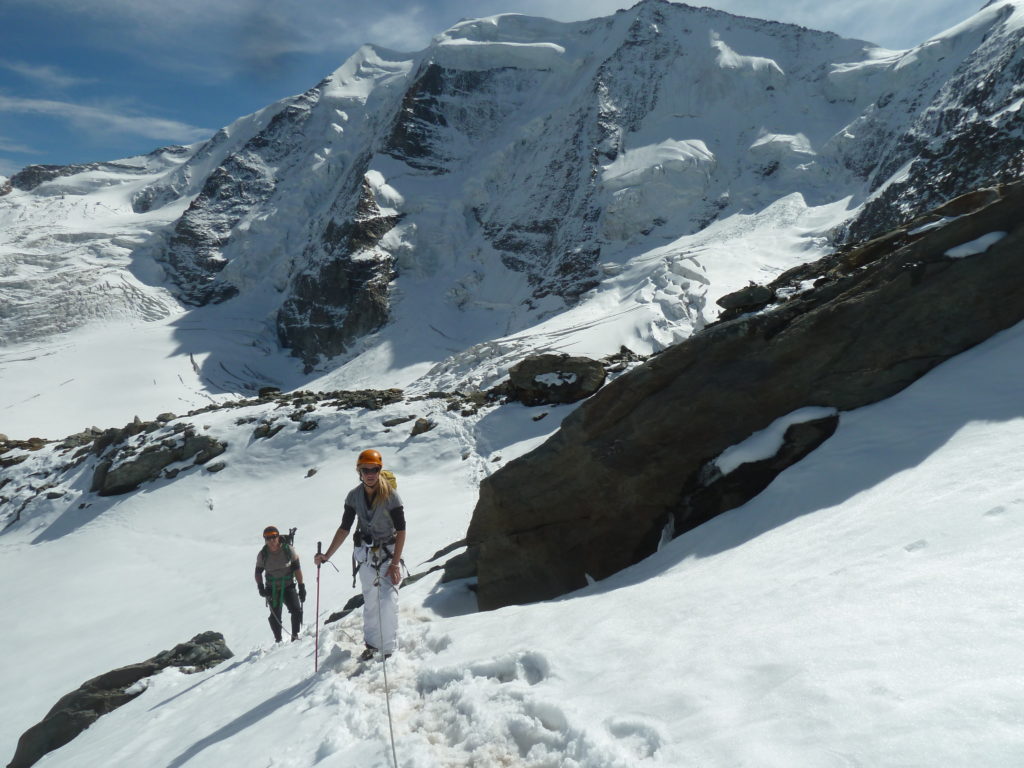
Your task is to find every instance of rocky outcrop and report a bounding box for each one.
[837,10,1024,245]
[276,178,401,370]
[462,181,1024,609]
[158,90,323,306]
[716,283,776,321]
[674,414,839,534]
[7,632,232,768]
[507,354,607,406]
[91,427,227,496]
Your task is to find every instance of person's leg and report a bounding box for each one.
[284,584,302,640]
[359,556,381,651]
[268,602,284,642]
[378,566,401,655]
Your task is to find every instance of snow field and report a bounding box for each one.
[5,319,1024,766]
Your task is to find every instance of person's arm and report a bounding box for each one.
[315,526,350,564]
[316,503,356,565]
[390,530,406,564]
[387,531,406,585]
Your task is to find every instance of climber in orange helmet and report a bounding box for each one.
[315,449,406,660]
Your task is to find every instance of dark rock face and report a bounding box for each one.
[92,429,227,496]
[507,354,607,406]
[674,414,839,534]
[158,89,323,306]
[464,181,1024,610]
[838,15,1024,245]
[8,632,232,768]
[276,179,400,369]
[716,283,776,320]
[384,59,607,303]
[384,63,458,174]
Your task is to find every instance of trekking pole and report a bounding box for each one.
[315,541,322,674]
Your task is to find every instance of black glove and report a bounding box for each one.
[298,583,307,603]
[257,583,267,598]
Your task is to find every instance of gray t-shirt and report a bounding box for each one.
[256,545,299,580]
[343,485,405,544]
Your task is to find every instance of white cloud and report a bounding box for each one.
[365,10,440,52]
[0,96,211,143]
[1,0,977,81]
[0,157,20,178]
[0,135,41,154]
[0,60,95,90]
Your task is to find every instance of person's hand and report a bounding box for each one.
[388,563,401,585]
[298,583,307,602]
[257,583,267,598]
[314,553,328,566]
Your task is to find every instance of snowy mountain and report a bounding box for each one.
[4,0,1024,440]
[4,1,1024,766]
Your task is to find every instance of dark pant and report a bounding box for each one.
[267,581,302,641]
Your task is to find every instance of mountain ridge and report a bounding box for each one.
[7,2,1021,382]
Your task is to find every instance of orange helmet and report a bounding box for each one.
[356,449,383,467]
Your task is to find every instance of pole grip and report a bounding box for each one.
[317,541,322,567]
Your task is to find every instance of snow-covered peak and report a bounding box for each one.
[925,0,1024,45]
[3,0,1024,440]
[323,44,415,99]
[437,11,577,45]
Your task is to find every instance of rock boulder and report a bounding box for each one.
[8,632,232,768]
[507,354,606,406]
[463,181,1024,610]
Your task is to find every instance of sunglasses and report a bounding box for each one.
[264,534,279,540]
[358,466,381,475]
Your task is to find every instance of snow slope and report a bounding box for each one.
[5,296,1024,768]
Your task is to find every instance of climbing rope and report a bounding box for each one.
[374,558,400,768]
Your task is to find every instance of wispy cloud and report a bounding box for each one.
[2,0,976,79]
[0,135,41,154]
[0,158,21,178]
[0,96,211,143]
[0,60,95,90]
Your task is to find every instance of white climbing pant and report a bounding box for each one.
[355,544,401,654]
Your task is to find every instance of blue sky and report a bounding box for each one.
[0,0,977,179]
